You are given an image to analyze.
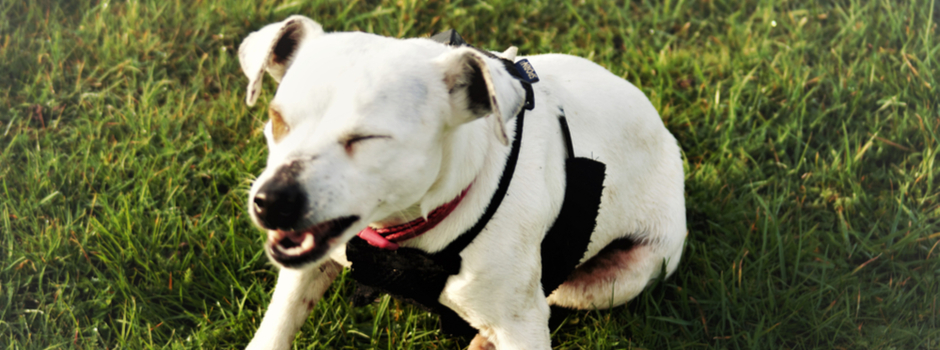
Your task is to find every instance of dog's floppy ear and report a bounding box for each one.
[238,15,323,106]
[436,47,526,146]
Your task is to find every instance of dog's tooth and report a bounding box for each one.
[301,233,314,250]
[268,230,286,242]
[282,244,305,256]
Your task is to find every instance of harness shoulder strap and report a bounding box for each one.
[539,113,607,295]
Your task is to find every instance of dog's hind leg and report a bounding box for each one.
[546,240,662,310]
[246,260,341,350]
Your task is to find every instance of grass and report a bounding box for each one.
[1,0,938,348]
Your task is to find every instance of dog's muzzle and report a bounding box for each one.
[252,178,360,266]
[251,164,359,267]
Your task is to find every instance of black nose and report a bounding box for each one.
[253,170,307,231]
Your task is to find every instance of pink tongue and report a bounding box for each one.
[357,227,399,250]
[286,230,307,244]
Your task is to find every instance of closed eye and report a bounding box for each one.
[342,134,390,154]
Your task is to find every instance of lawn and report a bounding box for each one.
[1,0,938,348]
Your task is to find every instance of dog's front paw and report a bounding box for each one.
[244,333,291,350]
[245,341,286,350]
[468,334,496,350]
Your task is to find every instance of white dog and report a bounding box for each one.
[239,15,685,350]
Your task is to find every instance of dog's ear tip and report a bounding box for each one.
[497,134,509,146]
[487,112,510,146]
[501,46,518,61]
[245,79,262,106]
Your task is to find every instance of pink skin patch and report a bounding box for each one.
[564,244,646,288]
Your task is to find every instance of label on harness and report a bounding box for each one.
[514,59,540,84]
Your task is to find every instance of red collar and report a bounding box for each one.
[357,186,471,250]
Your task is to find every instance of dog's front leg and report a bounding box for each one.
[246,260,341,350]
[452,280,553,350]
[443,259,553,349]
[475,294,552,350]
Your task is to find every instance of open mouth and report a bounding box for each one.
[266,216,359,267]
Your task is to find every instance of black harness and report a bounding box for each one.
[345,31,606,338]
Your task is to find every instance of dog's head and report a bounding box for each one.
[238,16,527,269]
